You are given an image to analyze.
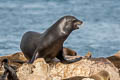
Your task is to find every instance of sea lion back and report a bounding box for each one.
[20,31,41,59]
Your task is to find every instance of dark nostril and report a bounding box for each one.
[80,21,83,24]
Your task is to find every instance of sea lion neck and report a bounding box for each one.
[43,27,70,41]
[44,18,72,37]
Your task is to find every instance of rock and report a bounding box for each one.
[82,78,94,80]
[50,57,119,80]
[0,52,120,80]
[17,58,51,80]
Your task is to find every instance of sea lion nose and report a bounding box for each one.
[75,19,83,25]
[78,20,83,25]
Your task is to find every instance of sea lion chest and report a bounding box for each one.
[37,34,64,61]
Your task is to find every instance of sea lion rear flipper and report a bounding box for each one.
[29,50,39,64]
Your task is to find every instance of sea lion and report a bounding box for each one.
[1,59,18,80]
[63,47,77,56]
[107,51,120,69]
[20,15,83,63]
[107,51,120,74]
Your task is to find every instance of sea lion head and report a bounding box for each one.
[57,15,83,35]
[1,59,8,67]
[1,59,8,64]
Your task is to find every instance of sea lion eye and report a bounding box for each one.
[72,19,76,21]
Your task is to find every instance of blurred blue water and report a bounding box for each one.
[0,0,120,57]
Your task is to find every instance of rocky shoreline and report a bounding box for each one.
[0,52,120,80]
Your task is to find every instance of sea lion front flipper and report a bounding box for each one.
[57,49,82,64]
[29,50,39,64]
[56,50,68,64]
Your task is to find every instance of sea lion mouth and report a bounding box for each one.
[73,20,83,29]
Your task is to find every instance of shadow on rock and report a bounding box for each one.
[63,76,86,80]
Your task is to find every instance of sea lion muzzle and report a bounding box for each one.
[73,19,83,29]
